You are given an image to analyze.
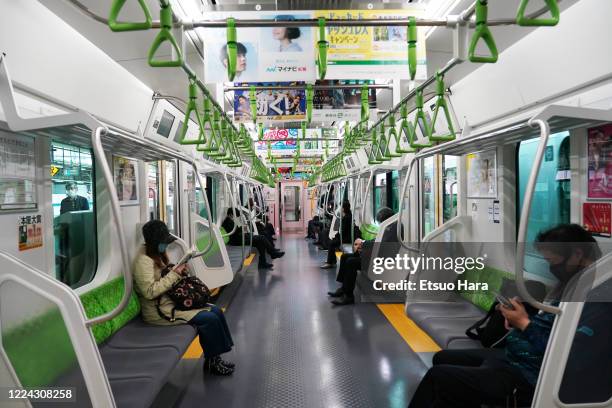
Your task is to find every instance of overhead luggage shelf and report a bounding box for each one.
[19,123,192,163]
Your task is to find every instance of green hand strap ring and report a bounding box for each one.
[258,123,264,141]
[429,72,457,142]
[387,116,402,157]
[178,79,205,145]
[517,0,559,26]
[407,16,418,80]
[306,84,314,123]
[301,122,307,139]
[411,90,433,149]
[468,0,499,64]
[226,18,237,81]
[109,0,152,32]
[148,3,183,67]
[249,85,257,123]
[316,18,329,80]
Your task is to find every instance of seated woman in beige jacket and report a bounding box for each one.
[134,220,235,375]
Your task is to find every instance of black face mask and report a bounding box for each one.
[549,255,581,284]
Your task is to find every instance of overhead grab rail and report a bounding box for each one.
[224,83,390,92]
[468,0,498,63]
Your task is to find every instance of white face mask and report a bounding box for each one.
[67,190,76,198]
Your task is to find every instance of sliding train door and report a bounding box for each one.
[280,181,304,233]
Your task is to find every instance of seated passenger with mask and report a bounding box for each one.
[222,208,284,269]
[408,224,602,408]
[327,207,395,305]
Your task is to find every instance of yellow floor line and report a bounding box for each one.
[183,338,203,359]
[377,304,441,353]
[243,253,255,266]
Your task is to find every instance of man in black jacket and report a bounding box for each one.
[60,182,89,214]
[327,207,394,305]
[221,208,284,268]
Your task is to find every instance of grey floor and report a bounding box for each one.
[175,235,427,408]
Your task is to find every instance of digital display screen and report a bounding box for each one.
[156,110,175,138]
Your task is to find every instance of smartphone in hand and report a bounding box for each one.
[493,291,515,310]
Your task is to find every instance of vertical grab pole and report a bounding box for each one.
[516,119,562,314]
[190,162,215,257]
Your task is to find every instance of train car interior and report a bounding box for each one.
[0,0,611,407]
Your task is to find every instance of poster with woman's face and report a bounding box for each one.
[587,124,612,199]
[113,156,139,205]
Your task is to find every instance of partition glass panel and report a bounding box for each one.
[373,173,387,217]
[284,186,301,222]
[164,161,178,234]
[0,280,92,406]
[51,141,97,289]
[391,170,399,213]
[442,156,458,223]
[195,222,224,268]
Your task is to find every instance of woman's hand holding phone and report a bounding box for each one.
[498,297,530,331]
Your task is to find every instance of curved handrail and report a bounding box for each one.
[396,156,421,252]
[515,119,561,314]
[86,127,132,326]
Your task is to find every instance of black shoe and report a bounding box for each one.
[331,295,355,306]
[271,251,285,259]
[327,288,344,297]
[258,262,273,269]
[313,241,321,245]
[204,357,234,376]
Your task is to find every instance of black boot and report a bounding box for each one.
[204,356,234,376]
[220,359,235,369]
[271,251,285,259]
[327,287,344,297]
[331,295,355,306]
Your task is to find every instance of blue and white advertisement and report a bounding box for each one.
[234,83,306,123]
[202,12,316,83]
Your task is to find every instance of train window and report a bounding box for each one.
[422,156,436,236]
[442,156,458,222]
[203,176,217,221]
[373,173,387,217]
[51,141,97,289]
[163,161,178,234]
[391,170,399,213]
[147,162,160,220]
[518,132,570,276]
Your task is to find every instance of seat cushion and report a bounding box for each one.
[418,316,484,349]
[406,300,484,327]
[104,316,196,355]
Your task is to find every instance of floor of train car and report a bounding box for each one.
[173,235,427,408]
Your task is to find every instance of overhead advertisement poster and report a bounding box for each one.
[202,12,316,83]
[311,80,377,122]
[313,8,427,80]
[0,131,37,211]
[255,128,339,156]
[234,83,306,123]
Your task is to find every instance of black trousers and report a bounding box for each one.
[336,253,361,297]
[188,305,234,359]
[307,220,322,238]
[408,349,534,408]
[246,234,276,266]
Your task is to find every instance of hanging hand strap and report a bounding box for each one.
[148,3,183,67]
[258,123,264,141]
[109,0,152,32]
[361,85,370,123]
[429,72,457,142]
[407,16,418,80]
[301,122,307,139]
[411,90,434,149]
[387,116,402,157]
[226,18,238,81]
[517,0,560,26]
[306,84,314,123]
[316,18,329,80]
[249,85,257,123]
[178,79,205,145]
[468,0,498,63]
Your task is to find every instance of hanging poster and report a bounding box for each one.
[255,128,339,156]
[113,156,139,205]
[583,202,612,237]
[18,214,43,251]
[202,12,315,83]
[0,131,37,210]
[311,80,378,121]
[466,150,497,198]
[587,124,612,199]
[313,8,427,80]
[234,83,306,123]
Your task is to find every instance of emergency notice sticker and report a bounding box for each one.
[18,214,43,251]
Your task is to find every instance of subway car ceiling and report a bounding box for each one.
[1,0,612,407]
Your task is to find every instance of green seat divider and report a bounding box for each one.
[3,277,139,387]
[459,266,514,311]
[360,223,380,241]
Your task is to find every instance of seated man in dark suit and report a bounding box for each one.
[221,208,284,269]
[327,207,395,305]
